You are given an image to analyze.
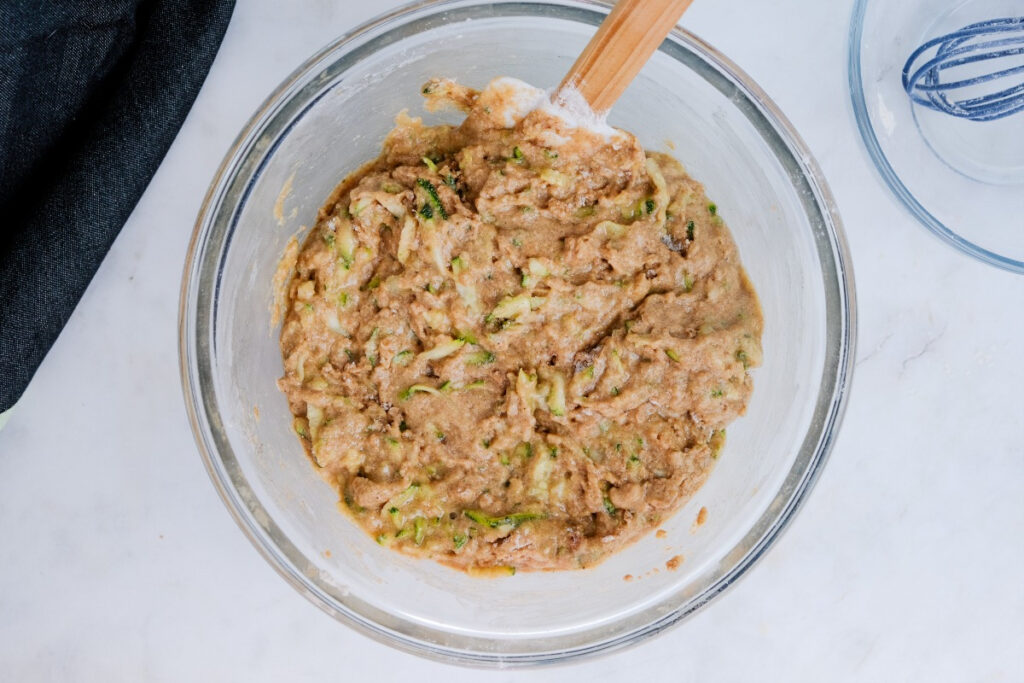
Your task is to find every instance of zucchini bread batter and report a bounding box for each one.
[277,77,762,572]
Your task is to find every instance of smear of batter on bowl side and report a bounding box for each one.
[276,77,762,573]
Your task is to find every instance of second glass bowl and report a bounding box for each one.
[850,0,1024,273]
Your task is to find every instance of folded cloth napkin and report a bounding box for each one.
[0,0,235,413]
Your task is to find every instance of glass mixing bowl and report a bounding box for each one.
[180,0,855,666]
[850,0,1024,272]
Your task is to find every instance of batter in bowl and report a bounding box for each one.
[276,77,762,572]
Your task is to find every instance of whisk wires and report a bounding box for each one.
[903,17,1024,121]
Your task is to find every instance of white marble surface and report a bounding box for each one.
[2,0,1023,679]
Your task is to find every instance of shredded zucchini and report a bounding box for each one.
[306,404,324,439]
[513,442,533,459]
[387,483,421,510]
[456,281,481,314]
[516,369,544,411]
[418,337,465,361]
[539,168,570,187]
[521,258,550,288]
[416,178,448,220]
[398,384,443,400]
[710,429,726,458]
[325,310,349,336]
[596,220,627,239]
[603,496,617,516]
[645,158,669,221]
[397,215,416,264]
[296,281,315,301]
[529,451,555,500]
[335,218,356,268]
[363,327,380,368]
[464,510,544,530]
[349,197,371,217]
[545,371,567,416]
[466,349,496,365]
[489,294,545,321]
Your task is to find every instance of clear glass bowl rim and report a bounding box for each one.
[848,0,1024,274]
[180,0,857,667]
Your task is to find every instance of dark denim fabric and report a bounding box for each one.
[0,0,234,411]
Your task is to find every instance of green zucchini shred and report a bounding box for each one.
[464,510,545,529]
[467,349,496,365]
[603,496,617,516]
[710,429,726,459]
[451,255,467,275]
[416,178,448,220]
[513,442,533,459]
[399,383,443,400]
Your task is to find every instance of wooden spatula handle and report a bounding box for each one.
[558,0,694,113]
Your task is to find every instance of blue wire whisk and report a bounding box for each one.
[902,16,1024,121]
